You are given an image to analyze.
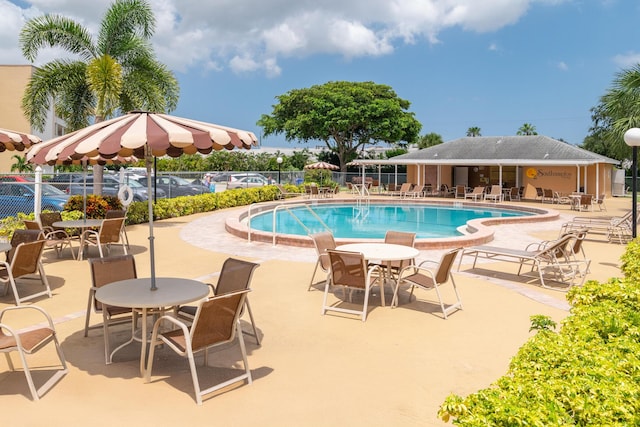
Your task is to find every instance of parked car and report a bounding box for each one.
[0,182,69,218]
[136,175,207,198]
[48,173,85,190]
[66,175,165,201]
[0,175,34,182]
[226,174,270,189]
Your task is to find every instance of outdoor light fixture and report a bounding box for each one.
[277,156,283,184]
[624,128,640,239]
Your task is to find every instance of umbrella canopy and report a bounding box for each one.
[27,111,258,289]
[0,127,41,152]
[304,161,339,170]
[27,111,257,164]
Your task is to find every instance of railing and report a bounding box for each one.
[246,201,331,246]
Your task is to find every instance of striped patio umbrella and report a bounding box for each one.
[27,111,259,289]
[0,127,41,152]
[304,161,339,170]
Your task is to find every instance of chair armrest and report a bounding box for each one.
[0,305,55,329]
[398,263,437,281]
[417,259,439,268]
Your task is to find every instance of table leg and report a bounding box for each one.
[139,307,148,376]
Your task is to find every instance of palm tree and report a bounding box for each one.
[597,65,640,160]
[10,154,34,173]
[20,0,179,191]
[417,132,443,148]
[517,123,538,135]
[466,127,481,137]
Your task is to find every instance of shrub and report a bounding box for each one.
[64,195,123,218]
[438,240,640,425]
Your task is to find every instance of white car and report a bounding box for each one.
[226,175,269,189]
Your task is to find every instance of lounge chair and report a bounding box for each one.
[454,185,466,199]
[458,233,590,290]
[275,183,299,199]
[464,186,485,201]
[145,289,252,405]
[0,305,68,400]
[389,182,413,197]
[392,247,463,319]
[561,210,634,243]
[404,185,426,198]
[553,191,571,205]
[484,185,503,203]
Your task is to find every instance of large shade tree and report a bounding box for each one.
[20,0,179,191]
[258,81,421,171]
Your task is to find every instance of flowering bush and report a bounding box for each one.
[64,195,122,218]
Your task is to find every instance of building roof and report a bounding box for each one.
[355,136,620,166]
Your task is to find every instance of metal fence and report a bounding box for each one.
[0,169,410,219]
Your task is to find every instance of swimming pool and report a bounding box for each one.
[248,203,533,239]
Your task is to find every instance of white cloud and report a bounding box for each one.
[613,51,640,69]
[0,0,570,75]
[557,61,568,71]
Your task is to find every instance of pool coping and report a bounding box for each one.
[225,198,560,250]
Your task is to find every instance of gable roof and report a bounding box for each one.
[357,136,619,166]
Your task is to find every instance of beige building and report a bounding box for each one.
[0,65,65,173]
[357,136,621,198]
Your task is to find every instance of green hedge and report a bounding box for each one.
[0,184,300,238]
[439,241,640,425]
[122,185,287,224]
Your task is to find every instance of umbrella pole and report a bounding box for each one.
[83,160,87,221]
[145,152,157,290]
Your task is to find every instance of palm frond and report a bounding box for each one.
[20,15,96,62]
[98,0,155,56]
[21,60,91,131]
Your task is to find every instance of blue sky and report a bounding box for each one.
[2,0,640,149]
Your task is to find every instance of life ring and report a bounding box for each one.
[117,184,134,206]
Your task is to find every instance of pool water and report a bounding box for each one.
[249,203,531,239]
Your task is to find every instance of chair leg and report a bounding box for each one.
[243,299,261,346]
[186,347,203,405]
[308,260,321,291]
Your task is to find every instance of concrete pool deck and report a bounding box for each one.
[0,194,631,426]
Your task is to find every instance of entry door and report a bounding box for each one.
[454,167,469,187]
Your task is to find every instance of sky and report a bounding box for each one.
[1,0,640,150]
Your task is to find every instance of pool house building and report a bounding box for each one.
[359,136,622,198]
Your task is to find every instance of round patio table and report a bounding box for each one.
[95,277,209,375]
[53,219,104,260]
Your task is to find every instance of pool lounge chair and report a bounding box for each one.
[561,210,635,243]
[389,182,413,197]
[484,185,503,203]
[275,183,300,199]
[404,185,426,198]
[457,233,590,290]
[464,186,485,202]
